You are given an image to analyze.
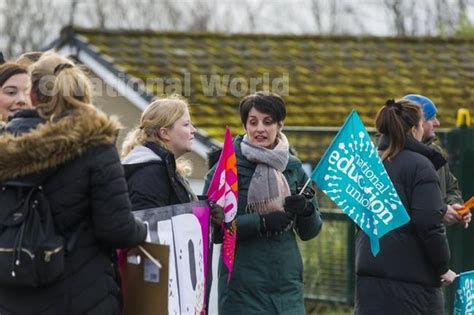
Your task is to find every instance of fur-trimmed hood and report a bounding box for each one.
[0,110,121,182]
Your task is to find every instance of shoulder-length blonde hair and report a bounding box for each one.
[121,96,189,156]
[121,96,192,175]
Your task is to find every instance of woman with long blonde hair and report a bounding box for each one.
[0,53,146,314]
[122,96,222,222]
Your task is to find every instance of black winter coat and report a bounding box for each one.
[355,136,450,315]
[122,142,196,210]
[6,109,44,135]
[0,110,147,315]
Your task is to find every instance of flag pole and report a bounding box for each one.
[298,177,312,195]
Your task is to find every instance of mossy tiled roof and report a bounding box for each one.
[71,29,474,161]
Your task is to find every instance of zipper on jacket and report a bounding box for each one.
[44,246,63,262]
[0,247,35,259]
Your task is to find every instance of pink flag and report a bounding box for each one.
[207,127,238,282]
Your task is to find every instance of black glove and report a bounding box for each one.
[260,211,292,233]
[284,195,309,215]
[284,194,315,217]
[209,201,224,228]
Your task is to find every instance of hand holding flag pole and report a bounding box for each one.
[440,272,458,284]
[298,178,312,196]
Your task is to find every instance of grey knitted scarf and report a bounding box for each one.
[240,133,291,214]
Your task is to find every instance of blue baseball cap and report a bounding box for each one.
[403,94,438,120]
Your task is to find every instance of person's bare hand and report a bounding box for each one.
[443,205,463,225]
[440,269,457,285]
[462,211,472,229]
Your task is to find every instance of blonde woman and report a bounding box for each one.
[121,98,196,207]
[0,54,146,314]
[121,97,223,227]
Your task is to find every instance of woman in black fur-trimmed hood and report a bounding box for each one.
[355,99,456,315]
[0,54,146,315]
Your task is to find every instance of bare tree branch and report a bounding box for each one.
[0,0,67,58]
[384,0,407,36]
[309,0,323,33]
[160,0,182,30]
[2,0,474,57]
[186,0,214,31]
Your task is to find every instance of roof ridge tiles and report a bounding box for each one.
[71,27,474,43]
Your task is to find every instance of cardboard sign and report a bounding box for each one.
[133,201,211,314]
[123,243,170,315]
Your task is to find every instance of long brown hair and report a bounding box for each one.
[375,99,422,160]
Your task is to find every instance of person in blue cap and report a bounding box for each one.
[403,94,471,228]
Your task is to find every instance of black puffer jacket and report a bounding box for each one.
[122,142,196,210]
[0,109,147,315]
[355,136,450,315]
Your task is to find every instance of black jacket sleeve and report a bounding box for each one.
[89,145,146,248]
[127,163,171,210]
[411,162,450,275]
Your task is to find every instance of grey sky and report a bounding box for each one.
[1,0,474,57]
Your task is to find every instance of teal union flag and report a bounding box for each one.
[311,110,410,256]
